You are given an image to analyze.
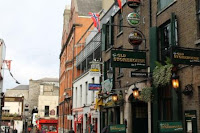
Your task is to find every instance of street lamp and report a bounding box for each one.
[112,93,118,102]
[132,84,139,98]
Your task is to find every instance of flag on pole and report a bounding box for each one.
[88,12,100,32]
[115,0,122,12]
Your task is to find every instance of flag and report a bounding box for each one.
[88,12,100,32]
[115,0,122,12]
[3,60,12,70]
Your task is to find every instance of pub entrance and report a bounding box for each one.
[131,101,148,133]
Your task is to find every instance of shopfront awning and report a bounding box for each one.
[75,114,83,123]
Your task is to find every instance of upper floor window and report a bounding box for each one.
[118,12,123,33]
[102,17,114,51]
[158,0,174,11]
[159,13,178,61]
[45,106,49,117]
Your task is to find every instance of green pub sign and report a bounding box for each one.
[171,46,200,66]
[159,121,183,133]
[109,124,126,132]
[111,50,146,69]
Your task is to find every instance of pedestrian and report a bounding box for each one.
[13,128,17,133]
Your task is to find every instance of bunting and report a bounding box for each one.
[3,60,20,84]
[3,60,12,71]
[88,12,100,32]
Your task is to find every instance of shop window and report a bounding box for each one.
[158,86,172,120]
[45,106,49,117]
[159,13,178,61]
[158,0,174,11]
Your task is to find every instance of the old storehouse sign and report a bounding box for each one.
[128,30,143,46]
[111,50,146,69]
[126,0,141,8]
[127,12,140,27]
[171,46,200,66]
[159,121,183,133]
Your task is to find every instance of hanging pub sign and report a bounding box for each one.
[127,12,140,27]
[126,0,141,8]
[89,83,101,91]
[111,50,146,69]
[170,46,200,66]
[128,30,143,46]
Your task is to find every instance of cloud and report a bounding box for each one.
[0,0,71,91]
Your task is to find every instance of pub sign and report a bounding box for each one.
[89,83,101,91]
[171,46,200,66]
[126,0,141,8]
[127,12,140,27]
[159,121,183,133]
[111,50,146,69]
[128,30,143,46]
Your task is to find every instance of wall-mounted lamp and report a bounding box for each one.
[132,84,139,98]
[172,73,179,90]
[112,93,118,102]
[182,84,193,96]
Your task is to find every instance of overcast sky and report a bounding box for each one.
[0,0,71,91]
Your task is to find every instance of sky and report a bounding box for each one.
[0,0,71,91]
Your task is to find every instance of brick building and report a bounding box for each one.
[99,0,200,133]
[59,0,102,132]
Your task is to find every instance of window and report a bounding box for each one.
[45,106,49,117]
[118,12,123,33]
[158,0,174,11]
[80,85,82,106]
[102,17,114,51]
[158,86,172,120]
[159,13,178,61]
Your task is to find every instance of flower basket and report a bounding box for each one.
[139,87,153,102]
[152,58,173,88]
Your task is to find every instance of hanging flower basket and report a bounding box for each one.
[139,87,153,103]
[152,58,173,88]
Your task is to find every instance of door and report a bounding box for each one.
[132,101,148,133]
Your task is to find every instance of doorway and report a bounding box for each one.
[132,101,148,133]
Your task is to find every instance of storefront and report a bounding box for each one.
[74,114,83,133]
[36,119,58,133]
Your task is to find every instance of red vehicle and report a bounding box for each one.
[36,119,58,133]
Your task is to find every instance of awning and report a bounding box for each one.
[75,114,83,123]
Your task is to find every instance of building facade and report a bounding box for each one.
[61,0,200,133]
[1,96,24,133]
[37,80,59,132]
[59,0,102,132]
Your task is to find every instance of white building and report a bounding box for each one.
[73,70,101,133]
[37,78,59,132]
[2,97,24,133]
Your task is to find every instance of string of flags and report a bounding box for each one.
[88,12,100,32]
[3,60,20,84]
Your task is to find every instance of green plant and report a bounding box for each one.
[152,57,173,88]
[139,87,153,102]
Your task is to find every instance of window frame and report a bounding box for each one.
[158,0,175,11]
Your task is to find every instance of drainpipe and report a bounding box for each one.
[148,1,152,133]
[149,0,152,28]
